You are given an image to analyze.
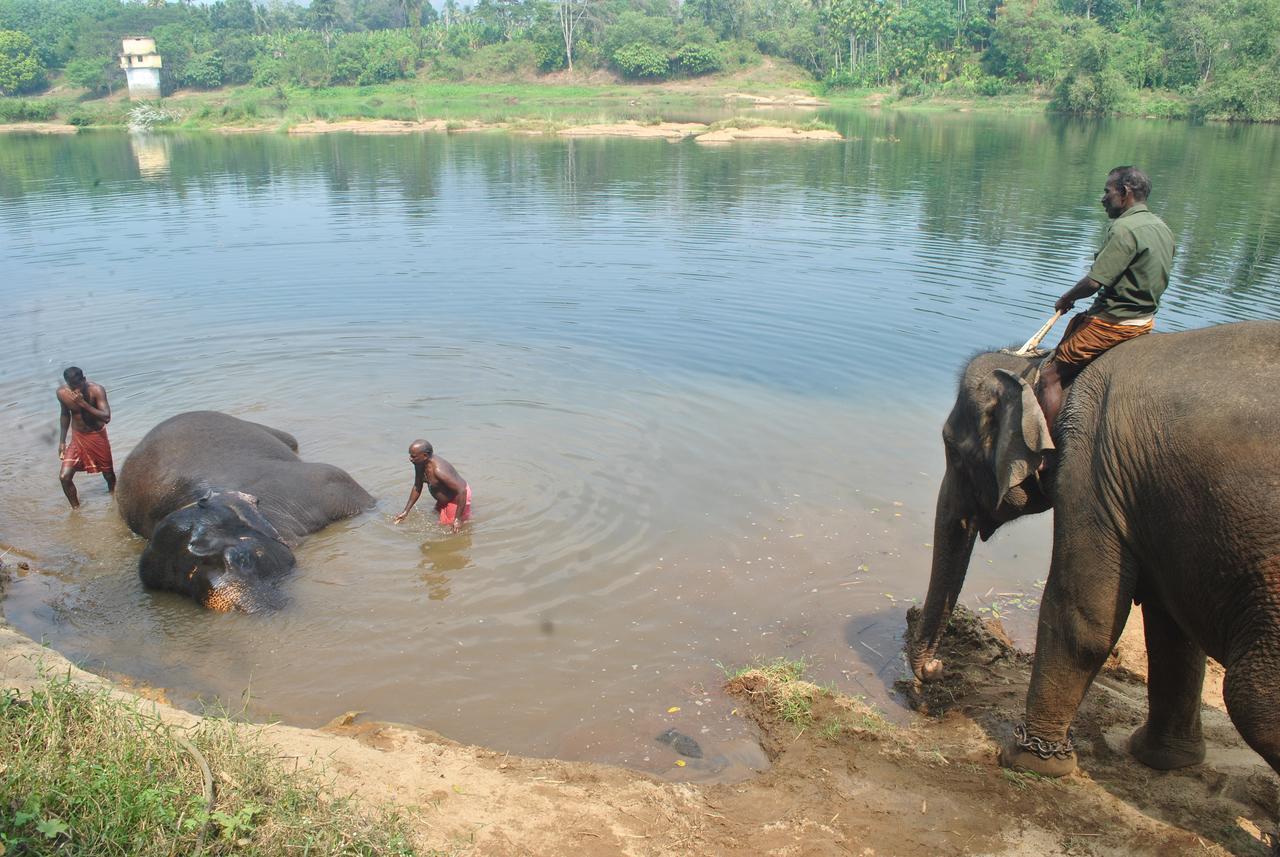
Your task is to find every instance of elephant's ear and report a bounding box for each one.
[992,368,1055,508]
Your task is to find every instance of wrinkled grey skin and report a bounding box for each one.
[908,320,1280,782]
[117,411,374,612]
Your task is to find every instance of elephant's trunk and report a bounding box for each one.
[201,575,286,612]
[909,467,979,682]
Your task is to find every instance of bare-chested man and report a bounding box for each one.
[57,366,114,508]
[392,439,471,532]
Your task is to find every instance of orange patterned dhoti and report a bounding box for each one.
[1054,313,1153,369]
[62,427,114,474]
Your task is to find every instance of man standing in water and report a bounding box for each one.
[393,439,471,532]
[1039,166,1175,430]
[57,366,115,508]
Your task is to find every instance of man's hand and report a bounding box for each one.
[57,441,65,459]
[1056,276,1101,315]
[450,520,461,534]
[393,511,409,524]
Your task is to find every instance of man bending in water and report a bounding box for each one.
[393,439,471,532]
[57,366,115,508]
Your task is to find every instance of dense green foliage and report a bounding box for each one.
[612,40,669,78]
[0,0,1278,119]
[0,27,43,93]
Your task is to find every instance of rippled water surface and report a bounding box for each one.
[2,113,1278,779]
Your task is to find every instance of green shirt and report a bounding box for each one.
[1086,203,1175,319]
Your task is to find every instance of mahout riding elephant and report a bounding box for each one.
[117,411,374,612]
[907,320,1280,782]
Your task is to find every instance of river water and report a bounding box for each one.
[1,111,1277,780]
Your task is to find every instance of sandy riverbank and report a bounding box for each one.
[1,117,842,142]
[1,556,1271,855]
[0,122,78,134]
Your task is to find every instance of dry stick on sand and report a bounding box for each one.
[173,730,215,855]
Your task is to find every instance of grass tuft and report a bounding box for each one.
[0,672,420,855]
[704,115,835,133]
[719,656,808,683]
[721,657,818,725]
[722,657,899,740]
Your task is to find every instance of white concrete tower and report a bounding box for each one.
[119,37,162,99]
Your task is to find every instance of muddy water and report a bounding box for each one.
[1,114,1277,780]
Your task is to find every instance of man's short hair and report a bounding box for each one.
[63,366,84,384]
[1108,166,1151,201]
[410,439,433,457]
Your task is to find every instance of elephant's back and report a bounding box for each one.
[1070,320,1280,492]
[1099,320,1280,415]
[118,411,302,537]
[245,459,375,540]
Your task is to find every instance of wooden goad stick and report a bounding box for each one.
[1011,311,1063,357]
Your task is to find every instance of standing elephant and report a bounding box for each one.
[117,411,374,612]
[907,320,1280,781]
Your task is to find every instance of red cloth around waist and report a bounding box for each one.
[435,485,472,525]
[63,427,113,473]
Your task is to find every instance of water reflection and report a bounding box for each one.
[128,133,170,178]
[418,532,472,601]
[2,120,1278,332]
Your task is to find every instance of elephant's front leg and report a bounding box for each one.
[1129,598,1206,769]
[1001,519,1134,777]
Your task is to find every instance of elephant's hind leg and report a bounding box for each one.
[1223,633,1280,778]
[1128,598,1207,770]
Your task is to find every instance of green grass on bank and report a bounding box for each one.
[705,115,836,132]
[0,673,420,856]
[2,70,828,130]
[0,81,739,130]
[0,77,1203,132]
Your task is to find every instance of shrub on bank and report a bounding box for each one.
[0,97,55,121]
[183,51,226,89]
[1052,68,1127,114]
[0,675,417,855]
[1050,24,1130,115]
[1194,66,1280,122]
[673,42,722,76]
[469,40,539,78]
[602,11,677,58]
[612,41,669,79]
[63,55,118,95]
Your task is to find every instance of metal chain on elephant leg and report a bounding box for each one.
[1013,722,1077,761]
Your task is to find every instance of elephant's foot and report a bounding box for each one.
[999,744,1078,777]
[1128,724,1205,770]
[998,723,1078,777]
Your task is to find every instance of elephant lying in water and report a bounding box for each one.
[117,411,374,612]
[907,320,1280,783]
